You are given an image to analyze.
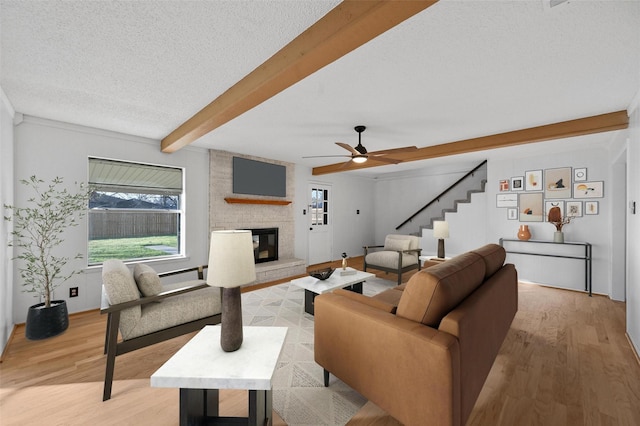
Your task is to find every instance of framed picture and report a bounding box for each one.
[496,193,518,208]
[566,201,583,217]
[525,170,543,191]
[519,192,543,222]
[511,176,524,191]
[574,181,604,198]
[507,208,518,220]
[585,201,599,215]
[544,167,572,199]
[499,179,510,192]
[574,167,587,182]
[545,201,564,222]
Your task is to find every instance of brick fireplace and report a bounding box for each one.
[209,150,305,283]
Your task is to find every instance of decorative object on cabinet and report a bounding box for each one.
[573,181,604,198]
[517,225,531,241]
[544,167,572,199]
[519,192,543,222]
[525,170,542,191]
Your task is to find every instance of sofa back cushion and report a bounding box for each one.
[471,244,506,279]
[396,251,486,327]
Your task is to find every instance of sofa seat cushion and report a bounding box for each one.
[396,252,486,327]
[133,263,163,297]
[365,251,418,269]
[121,281,221,340]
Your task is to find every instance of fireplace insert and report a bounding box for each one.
[250,228,278,263]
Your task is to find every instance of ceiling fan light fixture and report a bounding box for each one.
[352,155,367,164]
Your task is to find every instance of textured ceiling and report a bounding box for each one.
[2,0,639,176]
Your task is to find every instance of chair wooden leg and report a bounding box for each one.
[324,369,330,387]
[103,311,120,401]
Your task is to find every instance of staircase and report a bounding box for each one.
[396,160,487,236]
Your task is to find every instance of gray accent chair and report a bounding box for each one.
[100,260,222,401]
[363,234,422,285]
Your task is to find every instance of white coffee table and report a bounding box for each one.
[151,325,287,426]
[291,267,375,315]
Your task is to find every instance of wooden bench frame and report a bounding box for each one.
[100,265,221,401]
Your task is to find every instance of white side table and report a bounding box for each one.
[151,326,287,426]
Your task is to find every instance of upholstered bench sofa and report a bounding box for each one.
[314,244,517,426]
[100,260,222,400]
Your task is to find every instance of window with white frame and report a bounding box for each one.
[88,158,184,265]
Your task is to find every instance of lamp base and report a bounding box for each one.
[221,287,243,352]
[437,239,445,259]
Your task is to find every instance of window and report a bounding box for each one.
[88,158,184,265]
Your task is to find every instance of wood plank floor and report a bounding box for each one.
[1,258,639,425]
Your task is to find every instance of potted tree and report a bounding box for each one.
[4,176,90,340]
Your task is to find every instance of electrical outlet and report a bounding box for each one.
[69,287,78,298]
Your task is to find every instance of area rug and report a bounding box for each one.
[241,276,396,426]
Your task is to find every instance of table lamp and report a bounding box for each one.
[207,230,256,352]
[433,221,449,259]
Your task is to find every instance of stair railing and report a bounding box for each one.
[395,159,487,231]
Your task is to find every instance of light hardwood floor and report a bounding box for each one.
[1,258,639,425]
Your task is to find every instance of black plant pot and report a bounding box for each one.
[25,300,69,340]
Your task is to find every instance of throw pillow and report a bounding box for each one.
[133,264,163,297]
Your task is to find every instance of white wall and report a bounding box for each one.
[1,88,16,354]
[11,116,210,323]
[294,167,376,263]
[627,94,640,355]
[487,141,616,296]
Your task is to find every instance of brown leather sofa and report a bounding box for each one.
[314,244,517,426]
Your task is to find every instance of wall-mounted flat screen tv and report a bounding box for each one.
[233,157,286,197]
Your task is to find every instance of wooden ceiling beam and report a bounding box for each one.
[161,0,438,153]
[311,110,629,175]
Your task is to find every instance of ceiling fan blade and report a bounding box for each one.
[369,146,418,156]
[302,155,351,159]
[336,142,359,155]
[370,156,402,164]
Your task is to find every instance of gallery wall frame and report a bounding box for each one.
[496,193,518,208]
[507,208,518,220]
[585,201,599,215]
[499,179,510,191]
[511,176,524,191]
[519,192,543,222]
[545,200,564,222]
[544,167,572,199]
[566,201,583,217]
[525,170,543,191]
[574,181,604,199]
[574,167,587,182]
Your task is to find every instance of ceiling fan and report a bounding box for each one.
[304,125,417,166]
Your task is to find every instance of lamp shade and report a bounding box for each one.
[433,221,449,239]
[207,230,256,288]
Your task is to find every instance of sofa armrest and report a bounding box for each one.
[158,265,208,280]
[332,289,396,313]
[100,282,211,314]
[314,292,461,426]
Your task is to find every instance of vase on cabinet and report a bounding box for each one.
[517,225,531,241]
[554,231,564,243]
